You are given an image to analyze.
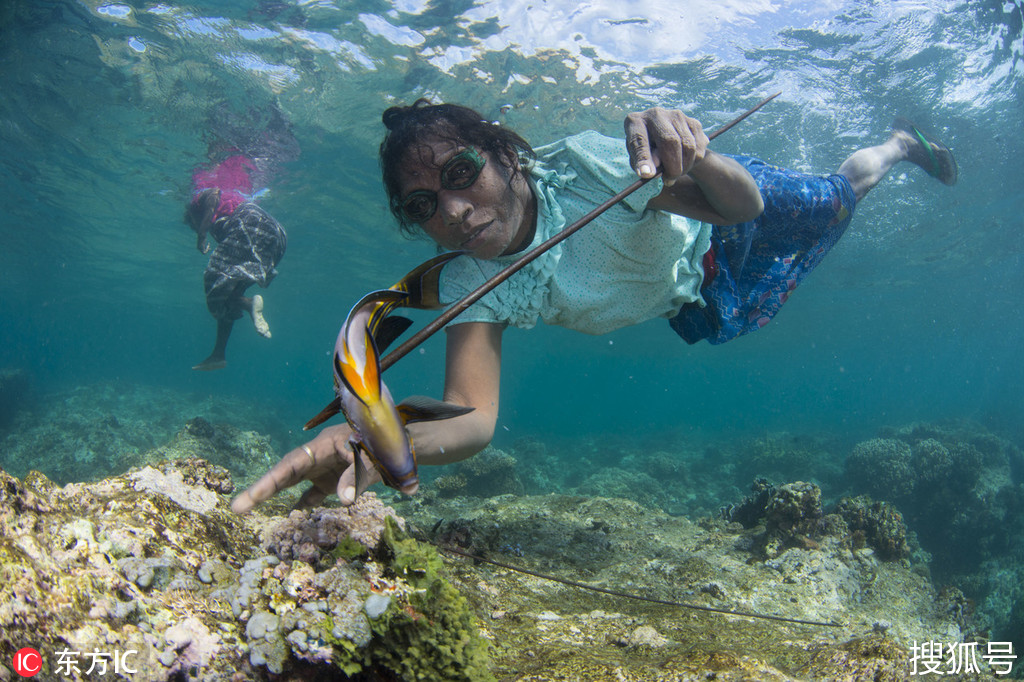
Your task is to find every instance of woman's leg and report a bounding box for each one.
[193,317,233,371]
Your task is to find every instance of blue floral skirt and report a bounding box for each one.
[670,155,856,345]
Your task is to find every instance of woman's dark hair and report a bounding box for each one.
[380,99,535,235]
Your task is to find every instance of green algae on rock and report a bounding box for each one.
[393,491,1001,680]
[0,455,492,680]
[358,517,494,682]
[1,411,1015,680]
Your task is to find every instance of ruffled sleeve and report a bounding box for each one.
[437,177,565,329]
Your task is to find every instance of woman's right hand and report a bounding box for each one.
[186,188,221,253]
[230,424,382,514]
[624,107,709,186]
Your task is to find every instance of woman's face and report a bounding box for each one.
[396,138,535,260]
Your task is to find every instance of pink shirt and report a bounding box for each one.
[191,154,256,221]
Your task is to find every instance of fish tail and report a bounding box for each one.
[391,251,464,310]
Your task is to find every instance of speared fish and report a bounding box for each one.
[304,252,472,495]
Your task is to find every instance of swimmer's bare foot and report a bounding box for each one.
[250,294,271,338]
[192,356,227,371]
[892,117,958,186]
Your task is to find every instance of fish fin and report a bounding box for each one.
[391,251,466,310]
[350,288,408,311]
[334,348,365,403]
[304,397,342,431]
[350,441,370,494]
[397,395,475,425]
[373,315,414,352]
[351,441,393,492]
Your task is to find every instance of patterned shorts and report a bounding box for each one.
[670,155,857,345]
[204,203,287,321]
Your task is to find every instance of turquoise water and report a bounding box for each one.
[2,0,1024,561]
[2,0,1024,658]
[3,0,1021,443]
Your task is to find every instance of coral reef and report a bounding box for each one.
[428,446,524,499]
[834,496,911,562]
[424,419,1022,660]
[0,382,295,486]
[720,476,776,528]
[722,480,912,562]
[393,491,1000,680]
[0,457,492,681]
[0,389,1017,680]
[841,420,1024,645]
[261,497,405,565]
[845,438,916,501]
[764,480,824,536]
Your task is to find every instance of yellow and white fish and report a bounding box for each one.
[305,252,471,494]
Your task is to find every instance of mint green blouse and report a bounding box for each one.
[439,131,711,335]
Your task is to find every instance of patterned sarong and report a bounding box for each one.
[203,203,287,321]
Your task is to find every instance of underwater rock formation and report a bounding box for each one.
[843,420,1024,645]
[396,491,1000,680]
[0,459,491,681]
[430,446,524,499]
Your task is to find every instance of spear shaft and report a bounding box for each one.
[381,92,781,371]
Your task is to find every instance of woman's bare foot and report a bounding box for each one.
[249,294,272,338]
[192,356,227,371]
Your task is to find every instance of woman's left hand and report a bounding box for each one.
[624,108,709,186]
[230,424,381,513]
